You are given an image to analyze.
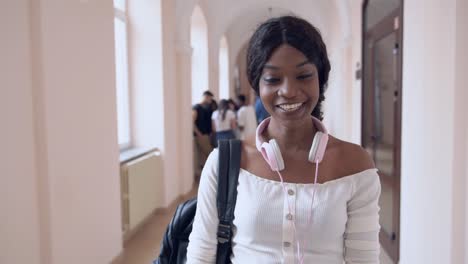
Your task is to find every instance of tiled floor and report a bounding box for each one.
[115,185,394,264]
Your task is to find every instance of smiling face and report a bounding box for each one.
[259,44,319,125]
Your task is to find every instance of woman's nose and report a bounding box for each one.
[277,78,298,98]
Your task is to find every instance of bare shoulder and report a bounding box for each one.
[240,134,263,169]
[327,135,375,175]
[241,135,258,156]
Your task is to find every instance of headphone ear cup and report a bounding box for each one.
[260,140,285,171]
[269,139,285,171]
[309,132,329,163]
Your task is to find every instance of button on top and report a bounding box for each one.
[283,241,291,247]
[286,213,293,220]
[288,189,295,195]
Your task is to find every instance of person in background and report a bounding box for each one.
[209,99,219,146]
[236,95,257,140]
[227,98,238,112]
[192,90,214,180]
[255,95,270,124]
[211,99,237,145]
[210,98,218,112]
[226,98,241,138]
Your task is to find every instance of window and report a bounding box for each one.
[191,5,209,104]
[219,35,229,100]
[113,0,131,149]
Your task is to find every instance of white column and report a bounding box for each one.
[161,0,197,205]
[176,41,195,195]
[208,33,220,99]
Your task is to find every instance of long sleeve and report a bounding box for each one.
[344,169,381,263]
[186,149,220,264]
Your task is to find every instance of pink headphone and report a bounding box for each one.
[255,116,329,171]
[255,116,329,263]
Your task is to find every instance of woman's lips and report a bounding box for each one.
[276,102,304,112]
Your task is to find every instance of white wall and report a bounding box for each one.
[0,1,123,263]
[400,0,458,263]
[0,1,41,263]
[325,47,351,139]
[349,0,364,144]
[36,1,122,263]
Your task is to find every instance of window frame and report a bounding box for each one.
[114,1,132,151]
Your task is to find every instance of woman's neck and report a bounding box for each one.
[266,117,317,153]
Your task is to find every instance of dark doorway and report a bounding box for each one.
[362,0,403,262]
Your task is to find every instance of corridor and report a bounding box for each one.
[2,0,467,264]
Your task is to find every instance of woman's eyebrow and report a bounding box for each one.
[264,64,280,70]
[296,60,311,67]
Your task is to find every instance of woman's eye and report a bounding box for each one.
[297,74,314,80]
[263,77,280,84]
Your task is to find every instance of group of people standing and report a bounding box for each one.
[192,91,268,179]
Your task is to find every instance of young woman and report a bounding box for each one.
[211,99,237,144]
[187,16,381,264]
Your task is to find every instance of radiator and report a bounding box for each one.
[120,150,163,240]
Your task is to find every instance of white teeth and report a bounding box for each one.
[278,103,302,111]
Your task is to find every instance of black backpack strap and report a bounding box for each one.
[216,139,241,264]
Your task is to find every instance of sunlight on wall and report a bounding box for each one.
[190,5,209,104]
[128,0,164,149]
[219,35,229,100]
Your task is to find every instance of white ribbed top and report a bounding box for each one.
[212,110,236,132]
[187,149,381,264]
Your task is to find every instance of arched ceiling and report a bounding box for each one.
[175,0,353,57]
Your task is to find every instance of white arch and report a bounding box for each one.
[176,1,342,60]
[225,5,298,65]
[190,5,209,104]
[176,0,210,41]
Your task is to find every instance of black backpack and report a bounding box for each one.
[154,139,241,264]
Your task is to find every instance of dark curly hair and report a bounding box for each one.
[246,16,331,120]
